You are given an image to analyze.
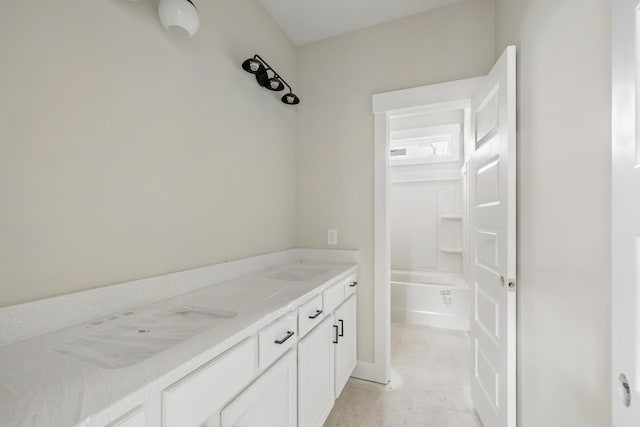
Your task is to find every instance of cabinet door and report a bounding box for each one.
[221,350,297,427]
[298,315,335,427]
[334,295,357,398]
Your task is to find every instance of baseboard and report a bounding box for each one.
[352,360,389,384]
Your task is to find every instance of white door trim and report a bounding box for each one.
[362,76,484,384]
[612,0,640,424]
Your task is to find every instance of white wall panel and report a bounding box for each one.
[0,0,297,307]
[390,179,463,274]
[495,0,611,425]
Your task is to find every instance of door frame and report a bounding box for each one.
[612,0,640,424]
[366,76,485,384]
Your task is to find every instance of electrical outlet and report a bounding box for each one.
[328,229,338,245]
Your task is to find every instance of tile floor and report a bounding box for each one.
[324,322,483,427]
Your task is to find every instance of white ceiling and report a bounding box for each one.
[258,0,465,45]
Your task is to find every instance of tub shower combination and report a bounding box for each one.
[390,271,469,331]
[388,177,470,332]
[388,110,470,332]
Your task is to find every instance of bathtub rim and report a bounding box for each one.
[390,269,468,289]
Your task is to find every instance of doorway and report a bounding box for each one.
[388,105,470,331]
[371,47,517,427]
[387,104,480,425]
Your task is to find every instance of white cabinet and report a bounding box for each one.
[107,407,145,427]
[162,338,258,427]
[158,269,357,427]
[344,274,358,299]
[221,350,297,427]
[334,295,357,398]
[298,278,358,427]
[298,293,325,337]
[298,315,336,427]
[323,280,345,314]
[259,311,298,370]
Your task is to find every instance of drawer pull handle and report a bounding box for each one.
[309,310,323,319]
[274,331,295,345]
[333,325,339,344]
[350,281,358,287]
[339,319,344,337]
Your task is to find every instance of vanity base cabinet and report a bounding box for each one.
[334,295,357,398]
[155,269,357,427]
[298,315,336,427]
[221,350,297,427]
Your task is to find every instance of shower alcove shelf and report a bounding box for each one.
[439,213,464,256]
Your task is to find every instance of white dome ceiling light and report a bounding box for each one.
[158,0,200,39]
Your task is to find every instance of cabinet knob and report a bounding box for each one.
[349,281,358,287]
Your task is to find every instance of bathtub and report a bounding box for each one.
[390,270,470,331]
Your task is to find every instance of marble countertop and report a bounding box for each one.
[0,260,357,427]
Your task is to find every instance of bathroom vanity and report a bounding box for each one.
[0,250,358,427]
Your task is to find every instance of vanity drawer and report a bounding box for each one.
[107,407,144,427]
[259,311,298,370]
[344,272,358,298]
[162,337,258,427]
[323,280,345,314]
[298,294,324,338]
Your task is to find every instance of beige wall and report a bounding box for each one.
[0,0,297,307]
[495,0,611,426]
[295,0,496,362]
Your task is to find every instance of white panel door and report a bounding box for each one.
[612,0,640,424]
[220,350,297,427]
[298,315,335,427]
[468,46,516,427]
[334,295,357,398]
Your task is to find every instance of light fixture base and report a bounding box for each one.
[158,0,200,39]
